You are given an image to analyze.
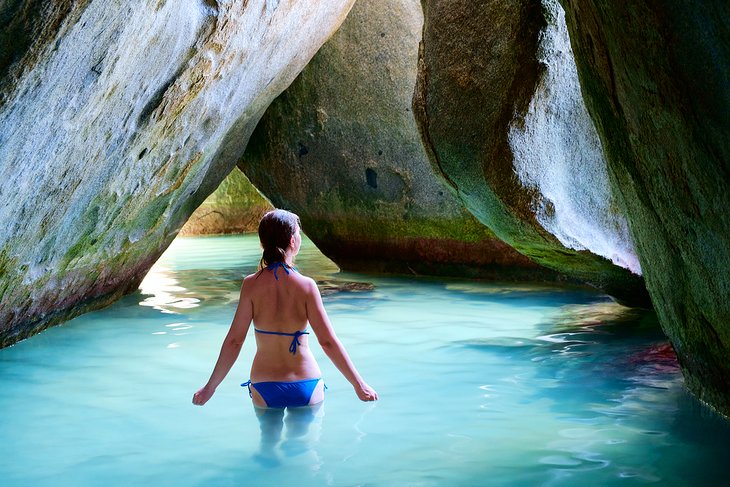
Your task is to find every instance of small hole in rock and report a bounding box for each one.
[366,168,378,189]
[297,142,309,157]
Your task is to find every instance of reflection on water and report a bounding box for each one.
[0,234,728,486]
[138,265,201,312]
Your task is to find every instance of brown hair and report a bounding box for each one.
[258,209,301,268]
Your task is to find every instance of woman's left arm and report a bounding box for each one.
[192,277,253,406]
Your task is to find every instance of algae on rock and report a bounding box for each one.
[180,167,273,236]
[560,0,730,415]
[0,0,356,346]
[240,0,553,279]
[413,0,649,305]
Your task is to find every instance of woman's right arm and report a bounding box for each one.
[305,278,378,402]
[192,276,254,406]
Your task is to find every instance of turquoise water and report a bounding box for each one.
[1,234,728,486]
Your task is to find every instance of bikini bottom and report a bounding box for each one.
[241,378,323,408]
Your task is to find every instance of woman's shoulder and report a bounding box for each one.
[289,267,313,282]
[240,268,316,290]
[243,270,264,285]
[293,273,318,293]
[244,270,260,279]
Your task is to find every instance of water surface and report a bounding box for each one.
[1,234,728,486]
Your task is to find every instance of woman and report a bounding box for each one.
[193,209,377,408]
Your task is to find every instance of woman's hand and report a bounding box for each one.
[355,382,378,402]
[192,385,216,406]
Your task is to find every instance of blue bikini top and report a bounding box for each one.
[256,261,307,354]
[266,261,298,281]
[254,328,309,354]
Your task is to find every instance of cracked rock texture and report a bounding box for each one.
[560,0,730,415]
[0,0,355,346]
[239,0,554,279]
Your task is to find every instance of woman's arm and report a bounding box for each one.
[192,277,254,406]
[305,278,378,402]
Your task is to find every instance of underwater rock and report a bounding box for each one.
[413,0,649,305]
[0,0,355,346]
[317,280,375,297]
[179,167,272,236]
[560,0,730,415]
[239,0,555,280]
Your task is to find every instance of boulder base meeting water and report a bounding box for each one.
[1,234,728,486]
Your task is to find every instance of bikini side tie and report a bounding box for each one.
[286,330,308,354]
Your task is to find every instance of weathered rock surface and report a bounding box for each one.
[179,167,272,236]
[560,0,730,414]
[0,0,91,103]
[413,0,649,305]
[239,0,553,279]
[0,0,355,346]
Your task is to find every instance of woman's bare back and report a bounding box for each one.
[248,266,308,331]
[245,266,322,383]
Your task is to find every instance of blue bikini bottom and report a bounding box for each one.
[241,378,323,408]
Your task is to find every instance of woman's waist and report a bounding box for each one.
[250,350,321,382]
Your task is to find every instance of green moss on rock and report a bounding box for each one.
[0,1,357,348]
[413,0,649,305]
[180,167,273,235]
[560,0,730,414]
[241,0,551,280]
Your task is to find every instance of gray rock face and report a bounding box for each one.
[239,0,551,279]
[560,0,730,415]
[0,0,91,102]
[0,0,355,346]
[413,0,649,305]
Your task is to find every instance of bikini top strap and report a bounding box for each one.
[254,328,310,355]
[287,330,309,354]
[265,261,299,281]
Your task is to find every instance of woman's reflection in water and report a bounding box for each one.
[253,403,324,466]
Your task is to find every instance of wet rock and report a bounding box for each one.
[413,0,649,305]
[240,0,556,281]
[179,167,273,236]
[0,0,356,346]
[560,0,730,414]
[317,280,375,297]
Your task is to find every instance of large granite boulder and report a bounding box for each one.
[560,0,730,414]
[0,0,355,346]
[413,0,649,305]
[239,0,551,279]
[179,167,272,236]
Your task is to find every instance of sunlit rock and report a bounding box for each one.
[413,0,649,305]
[179,167,272,236]
[508,0,640,276]
[240,0,554,279]
[0,0,355,346]
[0,0,91,103]
[560,0,730,415]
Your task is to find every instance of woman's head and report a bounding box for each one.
[258,209,301,266]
